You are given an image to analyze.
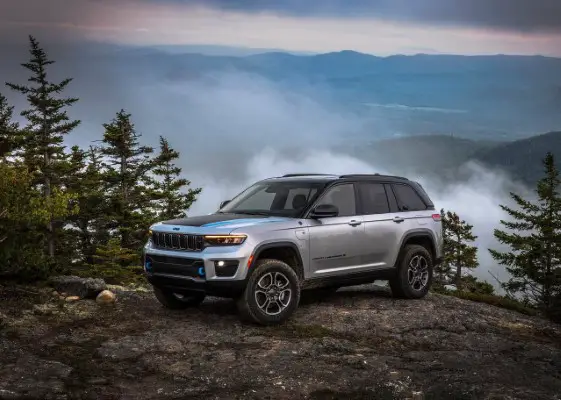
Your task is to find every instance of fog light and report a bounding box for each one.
[213,260,240,277]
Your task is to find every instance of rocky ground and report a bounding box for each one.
[1,283,560,400]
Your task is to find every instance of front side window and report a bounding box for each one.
[219,181,325,217]
[315,183,357,217]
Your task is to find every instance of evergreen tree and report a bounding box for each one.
[489,152,561,313]
[91,238,143,285]
[0,161,73,279]
[461,275,495,295]
[6,35,80,259]
[66,145,108,264]
[100,110,154,252]
[440,208,479,289]
[151,135,201,220]
[0,93,21,158]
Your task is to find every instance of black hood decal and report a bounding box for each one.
[161,213,264,227]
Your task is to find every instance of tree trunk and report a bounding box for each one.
[120,124,129,249]
[44,151,55,259]
[455,233,462,290]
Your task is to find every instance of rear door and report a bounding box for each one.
[383,182,434,266]
[357,182,401,269]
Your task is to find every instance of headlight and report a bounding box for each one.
[204,235,247,246]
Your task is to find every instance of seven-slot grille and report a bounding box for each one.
[152,231,204,251]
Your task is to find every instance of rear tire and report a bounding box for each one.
[389,244,433,299]
[237,258,301,326]
[153,286,206,309]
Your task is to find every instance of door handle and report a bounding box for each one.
[348,220,362,226]
[393,216,405,223]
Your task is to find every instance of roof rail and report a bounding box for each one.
[281,173,336,177]
[339,173,409,180]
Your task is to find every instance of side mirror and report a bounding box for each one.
[219,200,231,209]
[310,204,339,218]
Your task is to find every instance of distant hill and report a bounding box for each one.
[348,132,561,185]
[1,44,560,155]
[473,131,561,184]
[127,50,561,140]
[346,135,500,179]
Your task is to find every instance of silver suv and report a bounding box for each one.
[143,173,443,325]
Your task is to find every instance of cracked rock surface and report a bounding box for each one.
[0,284,560,399]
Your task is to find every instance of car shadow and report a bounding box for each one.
[185,284,395,318]
[300,284,394,306]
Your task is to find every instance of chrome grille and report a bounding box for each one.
[152,232,204,251]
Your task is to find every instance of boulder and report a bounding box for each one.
[49,276,107,299]
[96,290,116,305]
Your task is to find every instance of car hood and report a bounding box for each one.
[151,213,294,234]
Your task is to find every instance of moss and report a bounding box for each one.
[434,288,537,316]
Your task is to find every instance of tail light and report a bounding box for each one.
[431,214,441,222]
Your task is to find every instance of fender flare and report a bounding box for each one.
[248,241,304,278]
[395,229,437,263]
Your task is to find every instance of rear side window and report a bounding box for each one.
[392,184,427,211]
[358,183,390,214]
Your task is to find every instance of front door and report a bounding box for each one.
[307,183,366,278]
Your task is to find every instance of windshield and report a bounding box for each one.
[219,181,326,217]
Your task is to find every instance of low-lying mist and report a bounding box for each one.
[189,149,530,292]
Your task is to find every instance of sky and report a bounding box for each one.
[1,0,561,56]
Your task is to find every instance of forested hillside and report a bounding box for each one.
[348,132,561,185]
[473,131,561,184]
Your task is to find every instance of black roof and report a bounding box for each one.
[266,173,410,183]
[262,173,434,205]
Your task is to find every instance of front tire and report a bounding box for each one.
[389,244,433,299]
[236,258,301,326]
[153,286,206,309]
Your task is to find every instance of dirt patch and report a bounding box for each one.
[0,284,560,399]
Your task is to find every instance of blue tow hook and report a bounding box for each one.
[198,266,205,277]
[144,258,153,273]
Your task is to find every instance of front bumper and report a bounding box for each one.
[142,240,252,298]
[145,273,247,298]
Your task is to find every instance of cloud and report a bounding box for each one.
[150,0,561,33]
[1,0,561,56]
[187,146,526,293]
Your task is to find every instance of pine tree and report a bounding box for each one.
[489,152,561,312]
[0,93,21,158]
[91,238,143,285]
[440,208,479,290]
[151,136,201,220]
[100,110,154,252]
[435,208,453,284]
[6,36,80,259]
[66,146,108,264]
[0,161,71,279]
